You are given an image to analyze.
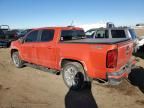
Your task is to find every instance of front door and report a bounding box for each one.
[21,30,39,64]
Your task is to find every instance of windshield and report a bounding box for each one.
[60,30,85,41]
[129,29,137,39]
[21,29,32,35]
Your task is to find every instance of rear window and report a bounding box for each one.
[60,30,85,41]
[111,30,126,38]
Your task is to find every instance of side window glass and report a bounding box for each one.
[95,30,108,38]
[41,30,54,42]
[85,30,95,38]
[25,31,38,42]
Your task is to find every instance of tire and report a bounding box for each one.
[62,62,91,90]
[139,87,144,93]
[12,51,24,68]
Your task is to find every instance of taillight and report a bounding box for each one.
[106,49,118,68]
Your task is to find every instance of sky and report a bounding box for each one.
[0,0,144,29]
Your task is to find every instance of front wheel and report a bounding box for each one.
[62,62,91,90]
[12,51,24,68]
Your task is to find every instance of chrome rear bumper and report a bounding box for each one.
[107,59,136,85]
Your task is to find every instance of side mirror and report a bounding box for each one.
[18,37,24,44]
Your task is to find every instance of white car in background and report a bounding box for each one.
[137,36,144,49]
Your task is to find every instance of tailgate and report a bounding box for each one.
[116,40,133,70]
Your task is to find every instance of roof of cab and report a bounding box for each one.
[32,26,83,30]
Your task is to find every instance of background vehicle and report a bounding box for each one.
[11,27,134,90]
[0,25,16,47]
[0,29,5,39]
[6,29,22,39]
[0,30,20,47]
[136,36,144,51]
[0,29,9,47]
[0,25,10,33]
[85,27,137,39]
[85,27,138,52]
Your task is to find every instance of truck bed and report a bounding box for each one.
[62,38,130,44]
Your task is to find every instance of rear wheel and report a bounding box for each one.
[62,62,91,90]
[12,51,24,68]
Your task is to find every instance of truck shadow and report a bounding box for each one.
[133,47,144,59]
[65,82,98,108]
[128,66,144,93]
[133,52,144,59]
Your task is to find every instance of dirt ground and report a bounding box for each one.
[135,28,144,37]
[0,48,144,108]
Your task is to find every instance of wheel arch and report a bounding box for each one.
[60,58,87,72]
[11,49,18,57]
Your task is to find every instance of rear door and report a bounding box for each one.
[21,30,39,63]
[35,29,56,68]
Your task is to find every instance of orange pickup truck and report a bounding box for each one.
[10,26,134,90]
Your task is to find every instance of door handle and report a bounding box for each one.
[48,46,53,49]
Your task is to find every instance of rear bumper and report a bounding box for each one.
[107,69,128,85]
[107,59,136,85]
